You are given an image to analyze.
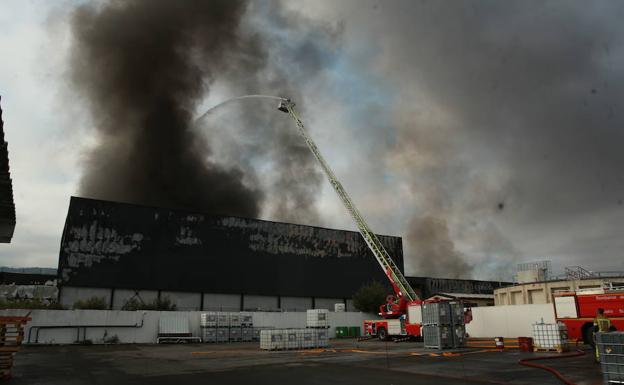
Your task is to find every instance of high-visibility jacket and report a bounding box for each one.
[594,315,612,333]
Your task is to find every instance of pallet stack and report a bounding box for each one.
[422,301,464,349]
[532,322,569,352]
[422,302,453,349]
[596,332,624,384]
[449,302,466,348]
[259,328,329,350]
[0,314,31,379]
[306,309,329,328]
[200,311,254,343]
[259,309,331,351]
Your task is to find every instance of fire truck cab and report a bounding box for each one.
[364,300,423,340]
[553,285,624,344]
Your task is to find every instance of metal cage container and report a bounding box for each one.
[423,325,454,349]
[596,332,624,385]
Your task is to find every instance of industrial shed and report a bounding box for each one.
[0,96,16,243]
[58,196,405,311]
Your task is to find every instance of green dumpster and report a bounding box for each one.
[348,326,361,337]
[335,326,349,338]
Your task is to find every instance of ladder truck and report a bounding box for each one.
[277,99,425,340]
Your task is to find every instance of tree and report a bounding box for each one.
[121,296,177,311]
[73,296,108,310]
[352,281,388,314]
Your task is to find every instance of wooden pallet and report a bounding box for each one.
[533,346,568,353]
[0,314,31,379]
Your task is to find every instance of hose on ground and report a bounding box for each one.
[518,349,586,385]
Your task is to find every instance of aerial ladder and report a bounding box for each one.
[277,98,419,319]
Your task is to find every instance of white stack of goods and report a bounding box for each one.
[284,330,299,349]
[240,312,253,342]
[229,326,242,342]
[216,328,228,343]
[334,303,346,312]
[241,327,253,342]
[259,329,329,350]
[299,329,314,348]
[200,312,217,343]
[315,328,329,347]
[240,312,253,327]
[229,312,241,327]
[228,312,241,342]
[532,322,569,351]
[200,312,217,327]
[253,326,273,341]
[216,312,230,328]
[306,309,329,328]
[260,329,285,350]
[202,328,217,343]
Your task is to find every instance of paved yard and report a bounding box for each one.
[10,340,602,385]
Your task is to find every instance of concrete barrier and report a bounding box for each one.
[466,304,555,338]
[0,309,375,344]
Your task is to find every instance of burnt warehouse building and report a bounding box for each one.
[58,197,405,311]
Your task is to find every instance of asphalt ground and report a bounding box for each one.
[11,340,603,385]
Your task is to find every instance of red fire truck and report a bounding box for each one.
[278,99,466,341]
[363,300,423,340]
[553,285,624,344]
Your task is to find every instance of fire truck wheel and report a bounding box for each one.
[582,323,595,347]
[378,327,388,341]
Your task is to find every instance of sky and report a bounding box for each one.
[1,0,623,281]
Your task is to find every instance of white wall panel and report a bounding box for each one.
[466,303,555,338]
[0,309,376,343]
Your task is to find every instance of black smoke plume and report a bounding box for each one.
[70,0,263,216]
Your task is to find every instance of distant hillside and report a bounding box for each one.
[0,267,57,275]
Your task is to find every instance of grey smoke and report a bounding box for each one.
[70,0,333,223]
[408,216,473,279]
[69,0,624,279]
[70,0,262,216]
[284,0,624,278]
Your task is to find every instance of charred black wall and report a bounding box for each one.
[58,197,404,299]
[406,276,511,299]
[0,96,16,243]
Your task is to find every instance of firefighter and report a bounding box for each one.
[593,308,612,362]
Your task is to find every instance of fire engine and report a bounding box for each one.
[553,284,624,344]
[277,99,440,341]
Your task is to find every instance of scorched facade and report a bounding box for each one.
[58,197,404,311]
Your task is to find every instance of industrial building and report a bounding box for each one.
[0,96,16,243]
[407,276,509,306]
[494,264,624,305]
[57,197,508,311]
[57,196,406,311]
